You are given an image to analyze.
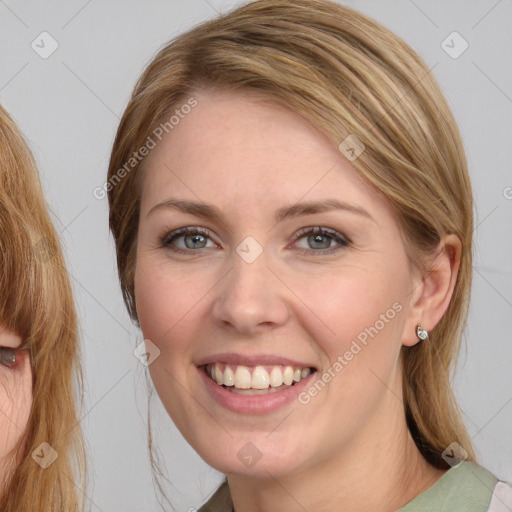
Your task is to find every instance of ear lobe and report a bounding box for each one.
[402,234,461,347]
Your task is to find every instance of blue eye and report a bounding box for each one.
[293,227,350,256]
[160,227,216,253]
[159,226,350,256]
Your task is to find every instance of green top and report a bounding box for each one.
[399,461,497,511]
[198,462,499,512]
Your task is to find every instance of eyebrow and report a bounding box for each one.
[146,198,374,224]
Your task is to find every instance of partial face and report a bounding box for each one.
[0,325,32,485]
[134,89,418,477]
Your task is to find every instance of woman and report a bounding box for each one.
[107,0,512,510]
[0,104,86,510]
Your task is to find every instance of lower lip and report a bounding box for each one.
[199,366,316,414]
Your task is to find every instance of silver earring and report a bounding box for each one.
[416,324,429,341]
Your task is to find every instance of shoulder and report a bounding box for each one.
[196,466,512,512]
[399,461,502,511]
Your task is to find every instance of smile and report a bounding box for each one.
[197,353,319,413]
[203,363,317,396]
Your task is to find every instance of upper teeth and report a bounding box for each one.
[206,363,312,389]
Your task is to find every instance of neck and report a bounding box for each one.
[227,390,446,512]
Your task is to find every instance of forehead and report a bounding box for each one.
[139,88,387,219]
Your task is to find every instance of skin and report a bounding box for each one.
[134,88,461,512]
[0,325,32,493]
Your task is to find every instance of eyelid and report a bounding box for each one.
[0,340,29,351]
[161,226,217,246]
[292,226,351,244]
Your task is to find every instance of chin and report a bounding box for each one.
[191,431,309,479]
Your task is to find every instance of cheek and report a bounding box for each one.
[284,268,407,449]
[283,264,408,426]
[135,262,212,432]
[287,264,405,356]
[0,352,33,462]
[134,261,206,357]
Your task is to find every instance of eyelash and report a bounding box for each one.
[159,226,351,256]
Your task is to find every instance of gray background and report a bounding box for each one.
[1,0,511,510]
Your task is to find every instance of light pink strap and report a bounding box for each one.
[488,481,512,512]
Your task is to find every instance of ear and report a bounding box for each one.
[402,234,461,347]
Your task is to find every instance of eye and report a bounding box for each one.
[0,347,19,368]
[0,341,29,369]
[292,227,350,255]
[159,225,350,256]
[160,227,218,254]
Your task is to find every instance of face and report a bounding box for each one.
[0,325,32,485]
[134,88,420,478]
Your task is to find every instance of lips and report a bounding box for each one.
[196,352,317,369]
[196,353,318,412]
[199,365,317,414]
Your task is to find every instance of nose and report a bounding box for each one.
[211,249,290,335]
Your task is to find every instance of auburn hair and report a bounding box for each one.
[0,104,86,511]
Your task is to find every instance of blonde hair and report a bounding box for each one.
[0,105,86,511]
[107,0,475,481]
